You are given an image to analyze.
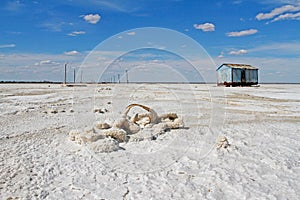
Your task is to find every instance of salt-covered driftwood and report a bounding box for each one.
[103,128,127,143]
[68,103,184,153]
[216,136,230,150]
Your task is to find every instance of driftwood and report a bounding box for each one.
[69,103,184,152]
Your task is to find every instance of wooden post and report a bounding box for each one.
[126,70,128,84]
[64,63,67,84]
[73,68,76,83]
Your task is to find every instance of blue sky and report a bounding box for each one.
[0,0,300,82]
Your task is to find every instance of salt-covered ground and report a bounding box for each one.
[0,83,299,199]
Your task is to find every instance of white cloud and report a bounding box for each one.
[260,0,300,4]
[226,29,258,37]
[272,11,300,21]
[82,14,101,24]
[35,60,60,66]
[218,52,225,58]
[68,31,86,36]
[41,60,53,65]
[229,49,248,55]
[40,60,52,65]
[126,31,136,36]
[256,4,300,20]
[193,23,215,32]
[0,44,16,48]
[64,50,80,56]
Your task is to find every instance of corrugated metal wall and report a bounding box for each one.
[217,66,232,83]
[246,69,258,83]
[232,69,258,83]
[232,68,241,82]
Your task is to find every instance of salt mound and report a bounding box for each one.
[89,137,120,153]
[69,128,105,145]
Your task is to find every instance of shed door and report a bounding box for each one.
[241,69,246,83]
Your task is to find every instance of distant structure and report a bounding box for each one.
[125,70,129,83]
[64,63,67,84]
[73,68,76,83]
[217,63,258,87]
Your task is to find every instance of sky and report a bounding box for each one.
[0,0,300,82]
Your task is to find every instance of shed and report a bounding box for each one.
[217,63,258,87]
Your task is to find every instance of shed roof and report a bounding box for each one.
[217,63,258,70]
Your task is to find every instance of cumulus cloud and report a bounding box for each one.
[226,29,258,37]
[256,4,300,21]
[229,49,248,55]
[126,31,136,35]
[82,14,101,24]
[64,51,80,56]
[193,23,215,32]
[0,44,16,48]
[68,31,86,36]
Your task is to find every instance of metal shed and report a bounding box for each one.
[217,63,258,87]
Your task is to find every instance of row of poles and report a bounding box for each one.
[63,63,129,84]
[106,70,129,83]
